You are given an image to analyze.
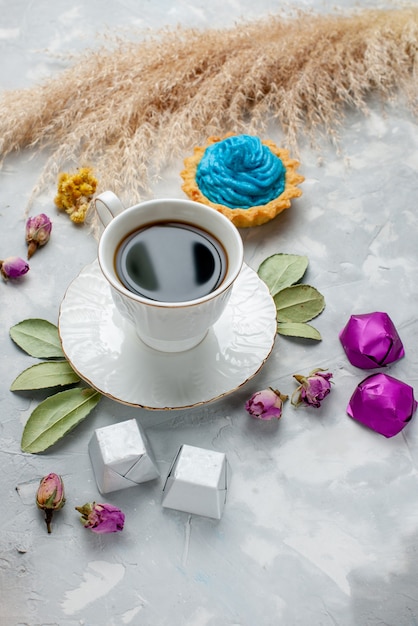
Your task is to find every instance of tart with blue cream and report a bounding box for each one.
[181,134,304,227]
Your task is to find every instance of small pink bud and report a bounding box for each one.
[0,256,30,280]
[75,502,125,534]
[36,473,66,533]
[245,387,288,420]
[26,213,52,258]
[291,368,333,408]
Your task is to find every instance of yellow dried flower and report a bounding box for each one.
[70,204,89,223]
[54,167,98,223]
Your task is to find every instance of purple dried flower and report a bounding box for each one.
[347,373,417,438]
[75,502,125,534]
[339,312,404,369]
[291,368,333,408]
[245,387,288,420]
[0,256,30,280]
[26,213,52,259]
[36,473,66,534]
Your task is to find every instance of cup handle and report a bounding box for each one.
[94,191,126,227]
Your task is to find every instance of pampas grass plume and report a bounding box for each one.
[0,8,417,209]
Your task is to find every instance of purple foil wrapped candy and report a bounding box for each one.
[347,373,417,438]
[339,312,405,369]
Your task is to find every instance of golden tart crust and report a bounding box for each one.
[180,134,304,228]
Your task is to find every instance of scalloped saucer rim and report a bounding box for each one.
[58,260,277,410]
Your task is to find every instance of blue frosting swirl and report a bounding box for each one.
[196,135,286,209]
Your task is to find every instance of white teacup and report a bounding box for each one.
[95,191,244,352]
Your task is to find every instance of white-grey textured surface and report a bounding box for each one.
[1,1,418,625]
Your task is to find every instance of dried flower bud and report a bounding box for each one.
[75,502,125,534]
[347,373,417,438]
[36,473,66,533]
[291,368,333,408]
[339,312,404,369]
[0,256,30,280]
[26,213,52,259]
[54,167,98,223]
[245,387,288,420]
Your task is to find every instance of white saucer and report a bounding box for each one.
[58,259,277,410]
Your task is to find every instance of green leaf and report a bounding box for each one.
[258,254,309,295]
[10,319,64,358]
[21,387,101,453]
[11,361,80,391]
[277,322,322,340]
[274,284,325,323]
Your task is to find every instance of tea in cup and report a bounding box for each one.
[95,192,244,352]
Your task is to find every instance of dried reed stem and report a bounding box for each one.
[0,8,417,208]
